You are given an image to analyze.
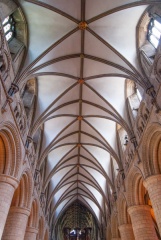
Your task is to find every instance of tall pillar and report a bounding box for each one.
[119,224,135,240]
[0,175,19,239]
[24,227,38,240]
[2,206,30,240]
[144,174,161,236]
[128,205,158,240]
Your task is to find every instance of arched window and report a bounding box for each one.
[2,15,15,42]
[148,16,161,49]
[0,2,27,75]
[21,78,36,126]
[126,79,143,121]
[117,124,129,152]
[138,5,161,77]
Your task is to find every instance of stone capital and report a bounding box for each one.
[10,206,30,216]
[128,205,151,215]
[26,226,38,234]
[119,223,133,231]
[143,174,161,189]
[0,174,19,189]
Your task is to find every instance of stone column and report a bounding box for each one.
[2,206,30,240]
[119,224,135,240]
[128,205,158,240]
[0,174,19,239]
[144,174,161,236]
[24,227,38,240]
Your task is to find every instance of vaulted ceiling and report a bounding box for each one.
[17,0,160,235]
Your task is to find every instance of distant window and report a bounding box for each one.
[136,87,142,102]
[2,15,15,42]
[148,17,161,48]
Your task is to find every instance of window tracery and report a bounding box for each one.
[148,16,161,49]
[126,79,143,121]
[2,15,15,42]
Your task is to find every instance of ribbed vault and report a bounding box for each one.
[16,0,161,238]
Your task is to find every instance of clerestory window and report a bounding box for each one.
[148,16,161,49]
[2,15,15,42]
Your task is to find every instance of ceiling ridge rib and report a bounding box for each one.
[79,169,108,211]
[38,120,77,167]
[27,54,80,77]
[47,181,78,211]
[46,114,78,122]
[29,72,79,81]
[25,0,80,23]
[78,195,106,222]
[42,130,109,159]
[82,100,133,136]
[84,73,137,82]
[43,154,78,191]
[49,162,109,203]
[79,154,106,171]
[54,186,94,207]
[80,147,115,183]
[51,191,104,222]
[44,152,109,206]
[31,82,78,136]
[31,98,79,136]
[79,182,108,211]
[86,1,161,24]
[87,27,146,86]
[51,196,100,229]
[79,165,113,202]
[84,81,124,116]
[50,195,75,227]
[47,171,105,208]
[34,98,132,141]
[53,186,105,218]
[28,53,138,81]
[53,163,109,184]
[79,164,108,180]
[16,27,79,84]
[78,0,86,199]
[84,54,143,82]
[80,178,109,209]
[82,120,120,162]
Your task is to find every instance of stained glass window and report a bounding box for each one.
[2,15,15,42]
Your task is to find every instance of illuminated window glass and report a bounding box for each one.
[2,15,15,42]
[148,17,161,49]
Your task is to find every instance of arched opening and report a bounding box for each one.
[138,4,161,77]
[0,0,27,75]
[0,135,6,174]
[44,229,49,240]
[37,217,45,240]
[126,171,158,240]
[0,125,21,178]
[24,199,39,240]
[111,213,121,239]
[2,170,33,240]
[142,125,161,177]
[144,192,160,239]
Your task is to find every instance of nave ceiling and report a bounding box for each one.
[15,0,161,234]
